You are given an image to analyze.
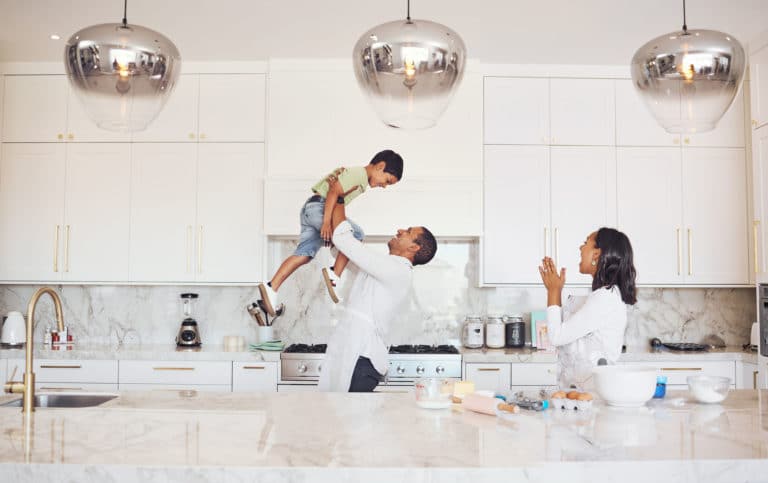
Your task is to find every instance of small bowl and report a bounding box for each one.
[592,365,657,407]
[415,378,453,409]
[687,375,730,404]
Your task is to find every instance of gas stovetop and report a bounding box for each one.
[389,344,460,354]
[284,343,327,353]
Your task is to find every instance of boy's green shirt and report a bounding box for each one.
[311,166,369,205]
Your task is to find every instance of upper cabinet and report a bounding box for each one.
[750,40,768,130]
[1,74,266,143]
[615,79,745,148]
[483,77,614,146]
[2,75,68,142]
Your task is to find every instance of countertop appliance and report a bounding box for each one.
[176,293,201,347]
[751,322,759,350]
[1,311,26,347]
[278,344,462,391]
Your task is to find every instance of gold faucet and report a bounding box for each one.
[4,287,66,412]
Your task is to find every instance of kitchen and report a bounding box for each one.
[1,0,768,481]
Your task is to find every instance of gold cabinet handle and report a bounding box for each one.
[684,137,690,145]
[243,366,266,370]
[676,228,682,276]
[754,370,759,390]
[200,133,207,140]
[67,133,74,140]
[755,221,761,275]
[687,228,693,276]
[40,364,82,369]
[198,225,203,274]
[186,225,192,273]
[40,386,83,391]
[660,367,702,371]
[152,367,195,371]
[752,120,758,128]
[64,225,70,272]
[53,225,60,272]
[188,133,196,140]
[554,227,559,265]
[477,368,501,372]
[544,227,549,257]
[57,133,63,140]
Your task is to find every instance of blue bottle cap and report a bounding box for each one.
[656,375,668,384]
[541,399,549,410]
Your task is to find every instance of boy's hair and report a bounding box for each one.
[413,227,437,266]
[370,149,404,180]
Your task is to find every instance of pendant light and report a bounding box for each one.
[630,0,745,134]
[64,0,181,132]
[353,0,467,129]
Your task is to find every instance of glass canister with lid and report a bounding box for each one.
[504,314,526,348]
[485,315,506,349]
[462,315,485,349]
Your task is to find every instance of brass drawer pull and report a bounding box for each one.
[40,386,83,391]
[754,371,759,390]
[660,367,702,371]
[152,367,195,371]
[243,366,266,370]
[40,364,82,369]
[477,368,501,372]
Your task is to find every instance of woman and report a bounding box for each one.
[538,227,637,390]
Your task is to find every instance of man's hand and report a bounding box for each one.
[325,167,346,185]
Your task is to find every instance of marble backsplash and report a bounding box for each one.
[0,240,756,350]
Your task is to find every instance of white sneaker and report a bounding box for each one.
[322,267,341,303]
[257,282,279,316]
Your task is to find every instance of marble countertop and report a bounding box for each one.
[0,389,767,482]
[462,346,758,364]
[0,344,281,362]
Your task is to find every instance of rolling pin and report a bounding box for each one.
[462,393,519,415]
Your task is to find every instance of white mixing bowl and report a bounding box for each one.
[592,365,658,407]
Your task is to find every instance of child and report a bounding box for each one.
[257,150,404,315]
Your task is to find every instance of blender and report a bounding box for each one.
[176,293,202,347]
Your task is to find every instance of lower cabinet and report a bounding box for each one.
[736,361,759,389]
[232,362,277,392]
[619,360,736,387]
[118,360,232,390]
[8,358,118,385]
[118,384,232,392]
[464,363,511,393]
[510,363,557,390]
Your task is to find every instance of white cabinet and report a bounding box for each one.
[753,127,768,280]
[464,363,510,392]
[617,148,684,284]
[615,79,745,148]
[7,359,118,391]
[63,143,131,281]
[736,361,759,389]
[0,144,65,281]
[130,143,264,283]
[119,360,232,389]
[482,146,613,285]
[483,146,549,284]
[750,41,768,130]
[2,75,68,142]
[131,74,200,142]
[617,147,748,285]
[129,143,198,282]
[196,143,264,282]
[550,147,614,284]
[549,78,615,146]
[620,360,736,387]
[682,148,748,284]
[232,362,277,392]
[510,363,557,387]
[484,77,549,145]
[198,74,266,142]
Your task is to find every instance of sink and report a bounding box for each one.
[1,394,117,408]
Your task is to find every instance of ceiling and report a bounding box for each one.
[1,0,766,65]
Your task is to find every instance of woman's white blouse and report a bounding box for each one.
[546,286,627,389]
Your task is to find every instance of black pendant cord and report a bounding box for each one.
[681,0,688,33]
[406,0,411,22]
[122,0,128,27]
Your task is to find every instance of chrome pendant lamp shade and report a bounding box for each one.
[353,0,467,129]
[64,1,181,132]
[630,0,745,134]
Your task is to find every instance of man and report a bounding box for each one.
[318,201,438,392]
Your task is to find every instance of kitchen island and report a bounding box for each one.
[0,389,766,482]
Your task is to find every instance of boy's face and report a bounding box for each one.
[369,161,399,188]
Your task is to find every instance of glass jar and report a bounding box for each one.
[504,315,525,348]
[485,315,506,349]
[462,316,485,349]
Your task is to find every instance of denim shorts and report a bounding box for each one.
[294,196,365,258]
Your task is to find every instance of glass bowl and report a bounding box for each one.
[687,375,731,404]
[414,378,454,409]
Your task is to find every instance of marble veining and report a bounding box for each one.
[0,390,767,483]
[0,241,756,349]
